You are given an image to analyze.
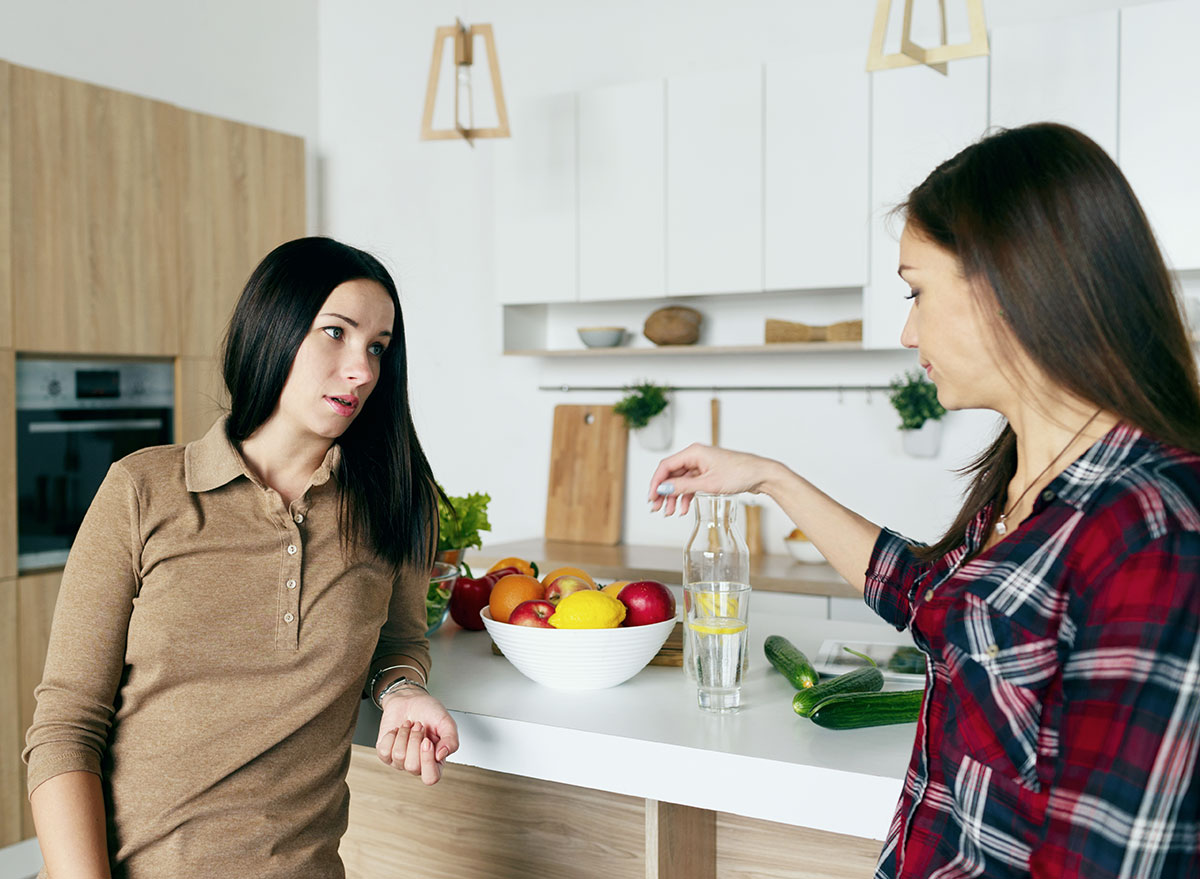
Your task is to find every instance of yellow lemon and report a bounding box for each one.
[548,590,627,628]
[688,616,747,636]
[696,592,740,616]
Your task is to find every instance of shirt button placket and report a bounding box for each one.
[284,514,303,648]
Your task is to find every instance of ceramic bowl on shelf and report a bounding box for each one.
[784,537,826,564]
[577,326,626,348]
[425,562,460,635]
[480,608,675,689]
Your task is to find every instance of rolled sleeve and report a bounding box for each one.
[23,463,141,794]
[864,527,930,631]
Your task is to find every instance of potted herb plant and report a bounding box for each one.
[436,488,492,569]
[888,370,947,458]
[613,381,673,451]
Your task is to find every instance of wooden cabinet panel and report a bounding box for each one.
[175,356,228,444]
[578,80,666,302]
[0,577,20,847]
[1120,0,1200,271]
[0,61,11,351]
[0,351,13,580]
[716,811,882,878]
[11,65,183,356]
[342,747,644,879]
[667,67,763,297]
[765,52,869,291]
[17,569,62,838]
[494,94,579,305]
[865,58,988,349]
[179,112,305,357]
[990,11,1118,159]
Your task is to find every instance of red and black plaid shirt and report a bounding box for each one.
[865,423,1200,878]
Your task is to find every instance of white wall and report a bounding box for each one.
[0,0,320,229]
[318,0,1179,556]
[316,0,1182,555]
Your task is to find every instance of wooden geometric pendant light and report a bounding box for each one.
[420,19,511,144]
[867,0,989,76]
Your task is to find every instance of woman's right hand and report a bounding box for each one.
[647,443,780,516]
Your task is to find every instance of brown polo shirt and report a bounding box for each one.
[24,417,430,878]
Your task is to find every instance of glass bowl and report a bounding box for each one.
[425,561,460,635]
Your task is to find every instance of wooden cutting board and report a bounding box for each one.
[544,404,627,545]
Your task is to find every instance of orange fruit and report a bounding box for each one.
[540,566,596,588]
[601,581,631,598]
[488,557,537,577]
[488,574,544,623]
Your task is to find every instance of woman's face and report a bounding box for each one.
[898,223,1015,412]
[273,279,395,442]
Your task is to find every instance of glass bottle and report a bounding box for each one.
[683,493,750,680]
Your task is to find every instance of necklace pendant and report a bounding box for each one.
[994,518,1008,536]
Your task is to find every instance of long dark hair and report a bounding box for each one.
[222,236,443,573]
[900,123,1200,560]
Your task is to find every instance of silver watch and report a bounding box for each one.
[375,676,428,708]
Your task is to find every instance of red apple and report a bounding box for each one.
[448,573,494,631]
[544,575,595,605]
[508,599,556,627]
[618,580,676,626]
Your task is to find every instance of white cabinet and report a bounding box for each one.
[1119,0,1200,271]
[865,58,989,349]
[764,52,869,291]
[578,80,665,302]
[666,67,763,297]
[990,10,1118,159]
[494,94,578,304]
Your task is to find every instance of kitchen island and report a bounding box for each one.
[344,590,918,878]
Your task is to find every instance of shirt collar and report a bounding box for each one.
[184,416,342,493]
[1046,421,1146,511]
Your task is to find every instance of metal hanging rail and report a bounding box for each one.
[537,384,890,393]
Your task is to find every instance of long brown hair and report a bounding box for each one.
[900,123,1200,560]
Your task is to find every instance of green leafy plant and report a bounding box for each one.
[437,488,492,552]
[613,381,670,430]
[888,370,946,431]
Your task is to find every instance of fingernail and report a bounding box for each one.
[436,747,449,762]
[422,738,432,751]
[657,482,674,496]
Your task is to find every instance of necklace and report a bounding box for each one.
[994,409,1102,536]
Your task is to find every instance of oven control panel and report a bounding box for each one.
[16,358,175,410]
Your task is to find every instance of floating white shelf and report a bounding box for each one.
[504,341,871,357]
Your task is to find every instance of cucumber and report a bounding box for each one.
[808,689,925,730]
[764,635,820,690]
[792,667,884,717]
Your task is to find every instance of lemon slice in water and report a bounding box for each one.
[688,617,747,636]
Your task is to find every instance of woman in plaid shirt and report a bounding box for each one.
[649,122,1200,878]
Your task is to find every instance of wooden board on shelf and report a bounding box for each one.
[544,405,627,545]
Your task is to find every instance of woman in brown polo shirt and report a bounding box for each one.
[24,237,458,878]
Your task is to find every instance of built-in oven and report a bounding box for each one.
[16,358,174,572]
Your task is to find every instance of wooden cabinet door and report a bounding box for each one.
[578,80,666,302]
[1120,0,1200,271]
[0,577,19,847]
[864,58,988,349]
[178,112,306,358]
[175,356,228,444]
[666,67,763,297]
[11,65,183,356]
[17,569,62,838]
[764,52,869,291]
[990,10,1118,159]
[0,61,11,352]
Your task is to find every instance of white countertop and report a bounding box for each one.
[355,590,918,841]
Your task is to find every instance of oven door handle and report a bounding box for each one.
[27,418,165,434]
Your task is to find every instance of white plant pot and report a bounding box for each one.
[902,420,943,458]
[634,408,673,451]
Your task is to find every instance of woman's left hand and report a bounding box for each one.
[375,688,460,785]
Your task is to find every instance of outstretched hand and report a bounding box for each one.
[376,689,460,785]
[647,443,779,516]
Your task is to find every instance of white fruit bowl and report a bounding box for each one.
[784,537,826,564]
[480,608,676,689]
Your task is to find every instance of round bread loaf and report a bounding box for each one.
[643,306,702,346]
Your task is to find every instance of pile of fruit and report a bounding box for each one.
[448,557,676,630]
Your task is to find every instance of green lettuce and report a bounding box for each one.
[437,488,492,552]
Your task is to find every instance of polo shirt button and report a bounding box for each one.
[286,579,297,589]
[294,513,304,524]
[287,545,297,555]
[924,589,935,602]
[284,612,295,623]
[1041,489,1055,502]
[986,643,999,658]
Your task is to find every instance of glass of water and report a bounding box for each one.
[684,582,751,713]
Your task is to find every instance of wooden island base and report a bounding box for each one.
[341,745,883,879]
